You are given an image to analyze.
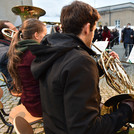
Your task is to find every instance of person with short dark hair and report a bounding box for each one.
[29,1,134,134]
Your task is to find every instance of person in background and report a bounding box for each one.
[0,20,18,89]
[8,18,47,117]
[98,25,103,41]
[29,1,134,134]
[122,23,133,58]
[54,25,61,33]
[102,25,111,49]
[113,28,119,45]
[110,29,115,49]
[92,28,99,42]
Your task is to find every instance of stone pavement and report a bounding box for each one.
[0,43,134,133]
[0,80,45,134]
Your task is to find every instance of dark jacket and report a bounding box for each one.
[29,33,132,134]
[122,27,133,44]
[98,29,103,41]
[0,39,12,87]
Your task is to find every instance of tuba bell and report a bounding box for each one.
[11,5,46,23]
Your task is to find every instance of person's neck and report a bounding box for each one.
[78,34,91,48]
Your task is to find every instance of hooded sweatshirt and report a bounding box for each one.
[29,33,132,134]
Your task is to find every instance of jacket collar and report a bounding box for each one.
[66,33,97,56]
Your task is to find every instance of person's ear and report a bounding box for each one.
[34,32,39,40]
[83,23,90,35]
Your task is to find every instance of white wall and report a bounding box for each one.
[0,0,32,26]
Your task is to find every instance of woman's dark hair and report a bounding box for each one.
[0,20,10,39]
[60,1,100,35]
[8,18,46,91]
[103,26,109,32]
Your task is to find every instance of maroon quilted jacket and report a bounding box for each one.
[18,50,42,117]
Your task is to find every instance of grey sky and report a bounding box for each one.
[33,0,134,22]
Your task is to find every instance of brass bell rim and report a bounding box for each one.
[104,94,134,107]
[11,5,46,17]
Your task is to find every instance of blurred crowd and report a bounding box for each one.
[93,23,134,57]
[93,25,119,49]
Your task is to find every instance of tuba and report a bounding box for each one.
[2,5,46,38]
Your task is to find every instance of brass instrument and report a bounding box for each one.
[92,43,134,122]
[11,5,46,22]
[2,5,46,38]
[92,43,134,94]
[2,28,16,39]
[99,50,134,94]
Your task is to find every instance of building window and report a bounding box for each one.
[115,20,120,28]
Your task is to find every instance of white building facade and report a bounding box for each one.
[97,2,134,28]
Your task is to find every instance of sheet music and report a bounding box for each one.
[91,41,109,55]
[127,46,134,63]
